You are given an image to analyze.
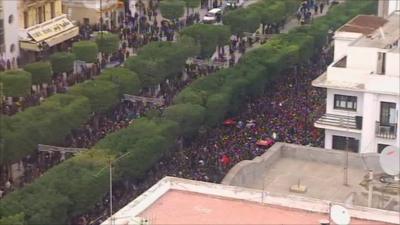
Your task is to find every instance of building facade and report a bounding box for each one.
[313,12,400,154]
[16,0,79,62]
[0,0,20,70]
[378,0,400,17]
[62,0,124,30]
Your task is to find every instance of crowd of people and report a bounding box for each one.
[296,0,330,25]
[75,44,332,225]
[2,2,336,225]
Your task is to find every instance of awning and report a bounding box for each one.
[20,14,79,51]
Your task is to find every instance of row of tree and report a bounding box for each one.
[0,33,119,97]
[0,0,256,168]
[0,1,377,224]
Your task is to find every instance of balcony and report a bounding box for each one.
[375,122,397,139]
[314,113,362,133]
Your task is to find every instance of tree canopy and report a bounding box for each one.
[23,61,53,85]
[49,52,75,74]
[96,32,120,55]
[72,41,99,63]
[0,70,32,97]
[159,0,185,20]
[181,24,230,58]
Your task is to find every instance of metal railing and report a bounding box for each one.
[375,121,397,139]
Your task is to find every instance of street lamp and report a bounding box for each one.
[93,152,131,225]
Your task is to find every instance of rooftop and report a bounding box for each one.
[337,15,388,35]
[100,145,399,225]
[222,143,400,212]
[351,11,400,48]
[139,190,386,225]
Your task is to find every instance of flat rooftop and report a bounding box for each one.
[337,15,388,35]
[101,175,399,225]
[351,11,400,48]
[139,190,385,225]
[222,143,400,212]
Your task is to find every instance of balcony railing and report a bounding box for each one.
[375,122,397,139]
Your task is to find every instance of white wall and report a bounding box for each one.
[326,89,364,117]
[347,46,378,72]
[388,0,400,15]
[1,1,19,64]
[360,93,399,153]
[385,51,400,76]
[333,32,362,61]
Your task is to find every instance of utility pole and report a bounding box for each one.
[109,158,113,225]
[0,82,4,181]
[100,0,104,39]
[94,152,131,225]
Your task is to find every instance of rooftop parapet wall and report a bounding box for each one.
[222,143,383,187]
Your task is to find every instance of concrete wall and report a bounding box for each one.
[385,51,400,76]
[222,143,382,187]
[347,46,378,72]
[221,143,282,188]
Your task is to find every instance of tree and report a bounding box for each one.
[163,103,206,137]
[69,80,119,112]
[204,93,231,127]
[49,52,75,74]
[96,32,120,55]
[125,40,198,87]
[0,214,25,225]
[1,94,91,164]
[181,24,230,58]
[99,68,141,96]
[159,0,185,21]
[72,41,99,63]
[0,70,32,97]
[182,0,200,15]
[125,57,165,87]
[23,61,52,85]
[223,8,260,36]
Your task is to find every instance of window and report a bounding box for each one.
[377,52,386,75]
[332,135,359,153]
[380,102,396,125]
[24,11,29,28]
[334,94,357,111]
[50,2,55,18]
[37,6,45,23]
[377,144,389,153]
[10,44,15,53]
[8,14,13,24]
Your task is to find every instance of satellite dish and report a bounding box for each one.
[330,205,351,225]
[379,146,400,176]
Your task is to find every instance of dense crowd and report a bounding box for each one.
[1,1,333,223]
[76,44,331,225]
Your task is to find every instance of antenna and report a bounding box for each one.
[330,204,351,225]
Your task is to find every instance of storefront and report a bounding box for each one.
[19,14,79,61]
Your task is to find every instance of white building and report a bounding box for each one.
[313,12,400,154]
[378,0,400,17]
[0,0,19,69]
